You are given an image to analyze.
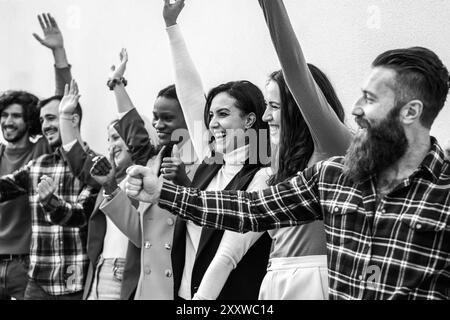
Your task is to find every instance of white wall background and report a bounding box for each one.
[1,0,449,155]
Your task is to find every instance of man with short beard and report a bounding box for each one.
[125,47,450,299]
[0,91,50,300]
[0,13,74,300]
[0,79,99,300]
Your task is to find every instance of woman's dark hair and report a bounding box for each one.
[269,65,345,185]
[0,90,41,136]
[204,80,270,165]
[157,84,179,101]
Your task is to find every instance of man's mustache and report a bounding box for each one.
[43,127,58,134]
[355,116,371,129]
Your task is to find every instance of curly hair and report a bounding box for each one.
[0,90,41,136]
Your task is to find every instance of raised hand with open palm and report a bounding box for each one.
[33,13,64,50]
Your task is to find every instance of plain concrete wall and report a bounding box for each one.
[1,0,449,154]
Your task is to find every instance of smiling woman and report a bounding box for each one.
[162,0,273,301]
[204,81,270,162]
[152,85,188,146]
[107,121,131,175]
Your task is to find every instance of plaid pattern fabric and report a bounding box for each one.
[0,148,97,295]
[159,137,450,299]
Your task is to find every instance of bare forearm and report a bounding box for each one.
[59,118,79,146]
[53,47,69,68]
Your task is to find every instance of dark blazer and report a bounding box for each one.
[83,190,140,300]
[172,162,272,300]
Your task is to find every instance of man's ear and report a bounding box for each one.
[400,100,423,125]
[245,113,257,129]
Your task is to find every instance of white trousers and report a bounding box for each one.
[258,255,329,300]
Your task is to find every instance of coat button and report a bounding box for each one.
[165,269,172,278]
[144,266,151,275]
[167,218,174,226]
[415,223,422,230]
[334,207,339,213]
[165,243,172,250]
[144,241,152,249]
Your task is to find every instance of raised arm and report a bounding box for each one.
[163,0,209,161]
[58,79,82,147]
[108,49,157,165]
[258,0,351,156]
[33,13,72,96]
[57,80,102,187]
[109,48,135,114]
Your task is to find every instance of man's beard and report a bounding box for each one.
[343,108,408,184]
[2,125,28,143]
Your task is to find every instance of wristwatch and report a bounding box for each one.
[107,77,128,91]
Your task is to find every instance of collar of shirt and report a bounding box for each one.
[223,144,249,166]
[416,136,446,183]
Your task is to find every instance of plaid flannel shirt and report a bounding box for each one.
[0,147,97,295]
[159,137,450,299]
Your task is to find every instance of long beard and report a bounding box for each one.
[343,111,408,184]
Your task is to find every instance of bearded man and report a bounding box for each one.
[124,46,450,299]
[0,13,79,300]
[0,90,52,300]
